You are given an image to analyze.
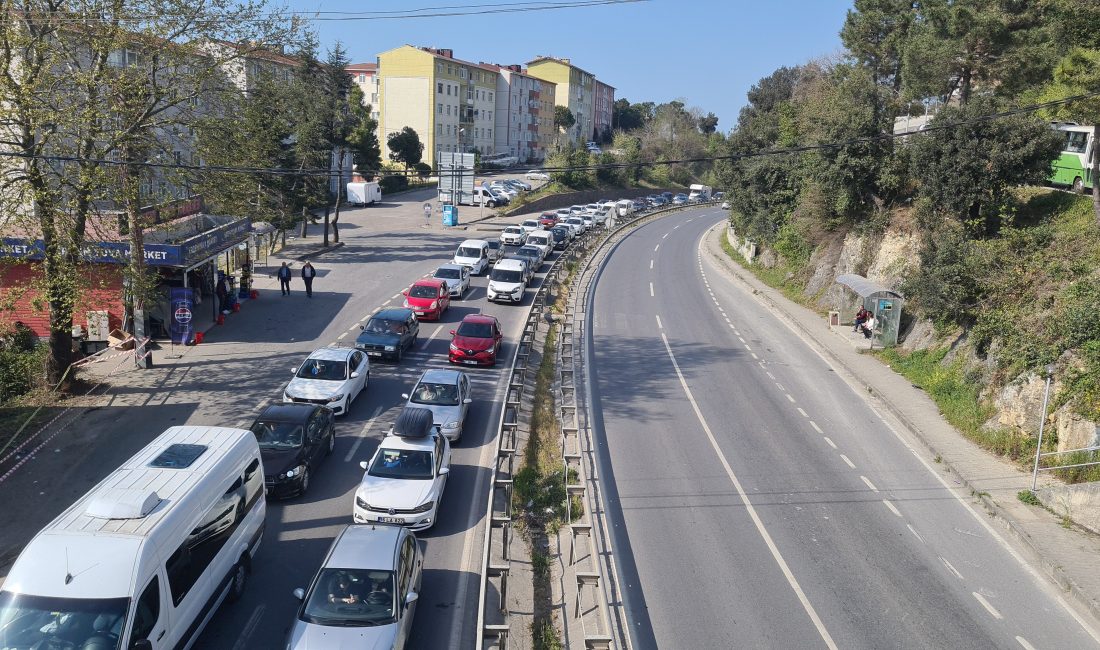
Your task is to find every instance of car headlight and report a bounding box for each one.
[281,464,306,479]
[430,301,438,309]
[512,288,523,296]
[355,495,370,509]
[385,345,396,352]
[443,421,460,430]
[411,501,435,514]
[327,394,344,403]
[450,342,459,352]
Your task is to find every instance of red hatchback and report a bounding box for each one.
[538,212,558,229]
[449,314,503,366]
[404,278,451,320]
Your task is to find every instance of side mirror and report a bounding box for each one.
[290,367,298,374]
[351,371,360,379]
[401,393,410,400]
[359,325,365,331]
[405,591,419,606]
[463,398,472,404]
[293,588,305,601]
[402,290,408,296]
[438,467,450,476]
[359,461,369,470]
[450,330,456,336]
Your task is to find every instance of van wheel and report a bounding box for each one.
[228,558,249,602]
[487,200,497,208]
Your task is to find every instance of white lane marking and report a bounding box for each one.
[662,232,669,239]
[785,393,795,403]
[883,500,902,517]
[650,259,654,269]
[231,604,266,650]
[751,353,759,360]
[743,344,752,352]
[860,476,878,492]
[337,332,348,340]
[391,293,401,300]
[724,316,731,323]
[810,421,824,434]
[650,282,655,297]
[766,371,775,380]
[738,336,746,344]
[344,406,384,462]
[972,592,1003,620]
[907,524,925,544]
[1017,636,1037,650]
[797,407,808,418]
[654,244,660,252]
[655,314,663,329]
[840,454,856,469]
[941,557,964,580]
[822,435,836,449]
[421,325,444,350]
[673,224,680,229]
[659,332,838,649]
[383,299,392,306]
[775,382,783,391]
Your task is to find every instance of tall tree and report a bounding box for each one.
[322,43,354,244]
[697,112,719,135]
[553,105,576,147]
[347,86,382,176]
[612,98,645,131]
[840,0,915,91]
[387,127,424,169]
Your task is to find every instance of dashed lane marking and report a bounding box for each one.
[230,604,266,650]
[972,592,1003,620]
[421,325,444,350]
[655,314,663,329]
[650,259,654,269]
[785,393,795,403]
[337,332,348,340]
[654,244,660,252]
[391,293,402,300]
[650,282,655,297]
[822,435,836,448]
[797,407,808,418]
[907,524,925,544]
[942,557,964,580]
[860,476,878,492]
[751,353,758,360]
[1016,636,1037,650]
[344,405,384,462]
[883,500,902,517]
[840,454,855,469]
[810,421,824,434]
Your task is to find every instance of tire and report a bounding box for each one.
[326,431,335,456]
[487,200,497,208]
[299,467,310,496]
[227,558,249,603]
[1073,177,1085,194]
[396,346,403,363]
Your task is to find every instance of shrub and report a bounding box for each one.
[379,175,409,194]
[413,162,432,179]
[0,345,46,402]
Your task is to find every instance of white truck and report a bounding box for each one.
[346,181,382,205]
[438,185,507,207]
[688,184,712,201]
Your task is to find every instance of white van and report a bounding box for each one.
[346,181,381,206]
[0,426,265,650]
[616,199,635,218]
[488,258,528,303]
[525,231,554,256]
[453,239,490,275]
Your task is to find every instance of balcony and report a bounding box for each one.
[459,109,475,125]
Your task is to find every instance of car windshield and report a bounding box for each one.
[457,321,493,338]
[504,228,522,234]
[523,221,538,227]
[517,248,539,258]
[0,591,128,650]
[368,448,434,480]
[409,285,437,299]
[251,421,304,449]
[457,247,481,258]
[412,381,460,405]
[435,268,461,280]
[365,318,405,335]
[491,269,524,283]
[487,241,501,250]
[301,569,395,627]
[297,359,347,381]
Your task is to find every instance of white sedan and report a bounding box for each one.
[525,169,550,181]
[500,225,527,246]
[519,219,542,234]
[284,347,370,416]
[433,264,470,299]
[353,409,451,531]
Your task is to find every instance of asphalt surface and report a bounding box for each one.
[587,206,1100,649]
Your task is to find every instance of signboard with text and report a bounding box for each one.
[170,287,194,345]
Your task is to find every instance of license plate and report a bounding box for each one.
[415,311,426,316]
[368,352,382,357]
[462,360,479,365]
[380,517,405,524]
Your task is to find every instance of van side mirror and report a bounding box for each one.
[405,591,419,606]
[350,371,360,379]
[450,330,456,335]
[401,393,410,400]
[438,467,450,476]
[359,325,365,331]
[463,398,472,404]
[293,588,305,600]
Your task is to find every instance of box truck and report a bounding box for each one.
[688,184,712,201]
[347,181,381,206]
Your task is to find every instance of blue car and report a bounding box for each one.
[356,308,420,362]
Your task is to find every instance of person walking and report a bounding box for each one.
[301,261,316,298]
[215,274,229,315]
[277,262,292,296]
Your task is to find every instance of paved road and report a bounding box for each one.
[0,181,551,649]
[587,206,1100,649]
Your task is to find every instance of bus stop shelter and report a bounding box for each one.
[835,274,904,348]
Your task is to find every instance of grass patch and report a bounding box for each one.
[718,225,819,309]
[1017,490,1041,506]
[532,620,563,650]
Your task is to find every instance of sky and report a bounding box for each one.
[289,0,854,131]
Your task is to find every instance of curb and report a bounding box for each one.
[701,224,1100,624]
[294,241,345,261]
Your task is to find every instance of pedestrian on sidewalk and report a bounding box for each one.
[277,262,292,295]
[301,261,316,298]
[216,274,230,315]
[853,306,870,332]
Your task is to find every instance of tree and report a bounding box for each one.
[1040,47,1100,227]
[553,105,576,146]
[321,43,355,245]
[612,98,645,131]
[387,126,424,169]
[347,86,382,175]
[697,112,719,135]
[840,0,915,91]
[910,98,1062,237]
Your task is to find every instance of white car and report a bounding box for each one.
[489,183,518,199]
[433,264,470,299]
[285,347,370,417]
[722,201,730,209]
[288,525,421,650]
[507,178,532,191]
[525,169,550,181]
[500,226,527,246]
[488,258,528,303]
[580,214,595,230]
[353,407,451,531]
[519,219,542,234]
[564,216,587,234]
[523,232,552,260]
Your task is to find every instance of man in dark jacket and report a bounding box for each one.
[301,261,316,298]
[277,262,292,295]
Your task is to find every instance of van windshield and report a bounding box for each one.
[491,269,523,283]
[457,247,482,258]
[0,591,128,650]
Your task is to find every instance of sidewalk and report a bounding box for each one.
[702,223,1100,625]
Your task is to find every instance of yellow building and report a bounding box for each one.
[526,56,596,147]
[376,45,500,167]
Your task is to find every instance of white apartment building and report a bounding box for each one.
[487,64,546,163]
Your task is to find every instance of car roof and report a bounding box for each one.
[461,313,498,325]
[459,239,489,246]
[256,403,323,423]
[308,347,354,361]
[373,307,414,321]
[327,524,402,570]
[378,433,435,452]
[417,368,463,385]
[412,278,446,288]
[504,225,523,231]
[496,258,526,269]
[435,263,464,273]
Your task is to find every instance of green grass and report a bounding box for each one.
[718,225,820,309]
[1018,490,1041,506]
[532,621,563,650]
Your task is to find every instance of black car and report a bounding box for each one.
[250,403,335,498]
[355,307,419,362]
[548,226,569,250]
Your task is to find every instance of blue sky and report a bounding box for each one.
[292,0,853,131]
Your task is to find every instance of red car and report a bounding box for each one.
[449,314,504,366]
[538,212,558,229]
[404,278,451,321]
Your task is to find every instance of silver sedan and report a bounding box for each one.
[401,368,472,442]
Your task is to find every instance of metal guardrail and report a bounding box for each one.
[475,202,710,648]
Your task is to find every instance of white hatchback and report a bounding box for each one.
[284,347,370,416]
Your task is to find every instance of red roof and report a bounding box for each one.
[346,62,377,72]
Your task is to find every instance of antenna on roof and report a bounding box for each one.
[64,548,73,585]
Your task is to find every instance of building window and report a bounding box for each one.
[467,88,473,100]
[437,63,443,73]
[447,64,452,75]
[438,124,442,135]
[489,92,493,101]
[438,103,443,114]
[437,82,443,93]
[446,105,451,115]
[488,129,492,138]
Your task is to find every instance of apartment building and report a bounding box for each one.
[376,45,499,167]
[346,62,380,122]
[483,64,552,164]
[593,79,615,143]
[526,56,596,147]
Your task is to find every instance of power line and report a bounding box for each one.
[3,90,1097,178]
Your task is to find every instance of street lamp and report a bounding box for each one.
[1030,363,1056,491]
